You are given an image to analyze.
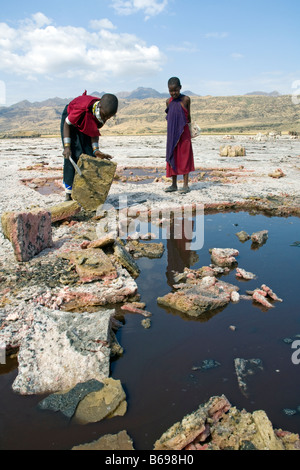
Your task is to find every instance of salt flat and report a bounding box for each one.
[0,134,299,219]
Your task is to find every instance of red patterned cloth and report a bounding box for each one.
[67,91,101,137]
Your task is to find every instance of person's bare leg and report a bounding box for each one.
[179,174,190,193]
[165,175,178,192]
[183,174,189,188]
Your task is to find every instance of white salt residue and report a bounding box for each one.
[0,134,300,218]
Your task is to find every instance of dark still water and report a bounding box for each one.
[0,211,300,450]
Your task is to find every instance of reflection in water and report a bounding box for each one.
[0,354,18,376]
[165,216,199,287]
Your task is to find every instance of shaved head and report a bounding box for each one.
[101,93,118,116]
[168,77,181,88]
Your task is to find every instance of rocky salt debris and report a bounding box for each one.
[236,267,256,280]
[252,290,274,308]
[1,208,53,262]
[72,430,135,451]
[60,247,118,283]
[113,241,140,278]
[192,359,221,371]
[83,233,116,249]
[269,168,286,179]
[18,225,142,312]
[73,377,127,425]
[210,409,300,450]
[283,408,298,416]
[157,245,282,316]
[0,305,114,395]
[154,395,231,450]
[141,318,151,329]
[210,248,239,267]
[172,265,228,284]
[157,275,239,317]
[38,379,105,418]
[234,358,264,397]
[261,284,283,301]
[220,145,246,157]
[251,230,269,245]
[235,230,250,242]
[230,290,240,302]
[121,302,152,317]
[282,402,300,417]
[49,200,81,223]
[34,266,138,311]
[247,284,283,309]
[157,254,243,317]
[124,239,164,259]
[39,377,127,425]
[154,395,300,450]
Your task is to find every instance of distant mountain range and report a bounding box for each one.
[0,87,282,111]
[80,88,281,101]
[244,91,281,97]
[88,87,198,100]
[1,88,296,138]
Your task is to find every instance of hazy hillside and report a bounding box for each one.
[244,90,281,97]
[0,90,299,137]
[190,94,300,134]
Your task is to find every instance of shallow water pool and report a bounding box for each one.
[0,211,300,450]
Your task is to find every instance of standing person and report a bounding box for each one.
[61,90,118,200]
[165,77,195,194]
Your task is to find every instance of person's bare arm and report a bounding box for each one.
[93,150,113,160]
[91,137,113,160]
[62,120,72,159]
[182,96,191,123]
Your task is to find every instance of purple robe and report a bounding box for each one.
[166,95,187,171]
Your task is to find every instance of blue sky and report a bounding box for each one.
[0,0,299,105]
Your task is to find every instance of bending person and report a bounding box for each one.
[61,90,118,200]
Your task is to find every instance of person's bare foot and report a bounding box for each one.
[179,186,190,194]
[164,185,178,193]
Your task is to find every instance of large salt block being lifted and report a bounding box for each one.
[72,154,117,211]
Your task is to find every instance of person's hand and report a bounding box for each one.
[94,150,113,160]
[63,147,71,159]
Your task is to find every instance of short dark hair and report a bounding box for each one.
[168,77,181,88]
[101,93,118,115]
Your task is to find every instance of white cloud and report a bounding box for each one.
[110,0,168,18]
[0,13,165,81]
[89,19,116,30]
[31,12,52,28]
